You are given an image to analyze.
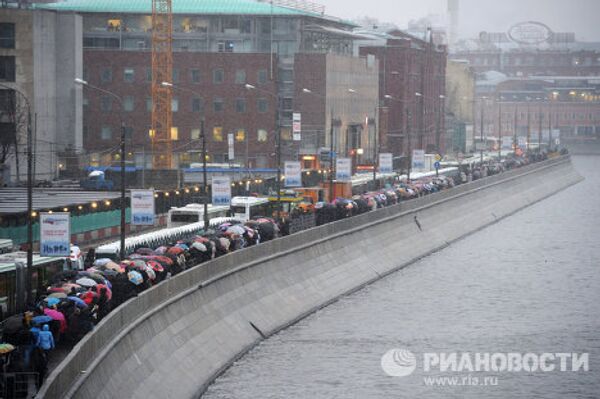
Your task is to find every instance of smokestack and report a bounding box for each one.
[447,0,459,47]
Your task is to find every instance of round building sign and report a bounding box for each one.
[508,21,553,45]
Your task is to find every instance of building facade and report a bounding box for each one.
[39,0,379,171]
[0,7,82,184]
[360,31,447,158]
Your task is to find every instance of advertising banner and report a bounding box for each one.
[131,189,155,225]
[502,136,513,149]
[212,176,232,206]
[336,158,352,182]
[40,212,71,257]
[379,153,393,174]
[292,113,302,141]
[228,133,235,160]
[412,149,425,170]
[284,161,302,187]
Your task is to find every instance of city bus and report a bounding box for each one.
[0,252,67,320]
[167,203,230,228]
[230,197,273,222]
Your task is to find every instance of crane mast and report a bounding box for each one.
[151,0,173,169]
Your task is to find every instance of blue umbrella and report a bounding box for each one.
[45,297,61,307]
[32,315,53,325]
[67,296,88,308]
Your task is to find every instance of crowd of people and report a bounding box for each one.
[0,150,561,393]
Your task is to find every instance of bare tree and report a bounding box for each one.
[0,89,28,182]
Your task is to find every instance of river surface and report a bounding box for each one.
[203,156,600,399]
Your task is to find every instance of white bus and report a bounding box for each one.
[167,203,230,228]
[230,197,273,222]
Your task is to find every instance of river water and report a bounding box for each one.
[203,156,600,399]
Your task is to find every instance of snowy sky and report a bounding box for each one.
[319,0,600,41]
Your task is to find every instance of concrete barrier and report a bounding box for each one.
[37,156,583,399]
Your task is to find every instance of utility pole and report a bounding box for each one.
[119,120,126,259]
[498,100,502,159]
[548,100,553,150]
[329,107,335,202]
[480,98,484,164]
[372,107,377,187]
[538,101,543,152]
[513,106,518,152]
[407,107,412,182]
[201,118,209,227]
[26,100,33,305]
[526,101,531,153]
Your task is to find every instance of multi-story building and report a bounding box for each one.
[38,0,379,170]
[0,7,82,184]
[472,76,600,150]
[445,59,475,153]
[360,30,447,158]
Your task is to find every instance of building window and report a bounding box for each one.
[213,126,223,141]
[123,96,134,112]
[0,23,15,49]
[171,127,179,140]
[101,68,112,82]
[172,68,179,83]
[257,129,268,142]
[83,97,89,107]
[191,128,200,140]
[257,69,268,84]
[235,98,246,113]
[146,97,153,112]
[213,68,224,84]
[257,98,268,113]
[192,97,203,113]
[124,68,135,82]
[213,98,224,112]
[190,68,201,83]
[0,56,15,82]
[171,98,179,112]
[235,69,246,84]
[100,96,112,112]
[101,126,112,140]
[235,128,245,142]
[146,67,152,82]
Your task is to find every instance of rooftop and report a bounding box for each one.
[34,0,320,17]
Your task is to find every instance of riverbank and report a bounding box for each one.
[37,156,583,399]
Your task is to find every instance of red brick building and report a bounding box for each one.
[360,31,447,158]
[83,51,278,168]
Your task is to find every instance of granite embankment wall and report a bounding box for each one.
[37,156,582,399]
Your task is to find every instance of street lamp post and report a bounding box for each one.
[0,83,34,305]
[161,82,209,227]
[436,94,445,154]
[75,78,127,260]
[497,96,502,160]
[384,93,418,181]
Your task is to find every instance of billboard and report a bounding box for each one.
[131,189,155,225]
[212,176,232,206]
[379,153,393,174]
[40,212,71,257]
[336,158,352,182]
[292,113,301,141]
[284,161,302,187]
[228,133,235,160]
[412,149,425,170]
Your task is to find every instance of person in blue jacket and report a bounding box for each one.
[36,324,55,356]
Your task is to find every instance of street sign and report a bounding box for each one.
[434,153,442,162]
[212,176,232,206]
[434,161,441,170]
[40,212,71,257]
[131,189,155,225]
[412,149,425,170]
[284,161,302,187]
[379,153,393,174]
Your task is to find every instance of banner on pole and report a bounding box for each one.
[501,136,513,149]
[379,153,393,174]
[336,158,351,182]
[131,189,155,225]
[292,113,301,141]
[40,212,71,257]
[212,176,232,206]
[411,149,425,170]
[228,133,235,160]
[284,161,302,187]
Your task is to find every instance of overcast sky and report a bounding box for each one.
[320,0,600,41]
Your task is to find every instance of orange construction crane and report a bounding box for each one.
[151,0,173,169]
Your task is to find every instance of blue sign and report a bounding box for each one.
[434,161,441,170]
[284,161,302,188]
[131,190,155,226]
[212,177,232,206]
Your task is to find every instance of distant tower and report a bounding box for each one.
[447,0,459,47]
